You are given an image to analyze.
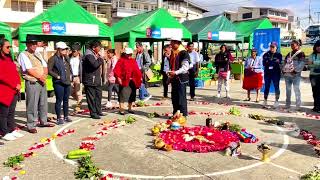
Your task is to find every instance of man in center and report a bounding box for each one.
[167,37,190,117]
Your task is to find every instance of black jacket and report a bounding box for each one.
[48,54,72,85]
[215,52,232,73]
[263,51,283,76]
[82,49,103,87]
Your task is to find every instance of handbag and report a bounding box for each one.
[282,50,301,73]
[145,68,154,81]
[218,68,228,79]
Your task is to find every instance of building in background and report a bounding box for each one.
[224,6,301,39]
[0,0,112,27]
[111,0,208,23]
[0,0,43,28]
[163,0,208,22]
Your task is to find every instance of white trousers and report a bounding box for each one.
[217,71,230,93]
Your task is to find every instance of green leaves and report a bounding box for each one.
[301,169,320,180]
[74,156,101,179]
[229,107,241,116]
[3,154,24,167]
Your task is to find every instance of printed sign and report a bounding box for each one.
[151,28,161,38]
[42,22,51,34]
[207,31,236,41]
[51,22,66,35]
[41,22,99,36]
[207,31,212,40]
[146,28,152,38]
[211,31,219,40]
[253,28,281,56]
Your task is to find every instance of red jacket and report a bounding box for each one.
[0,55,21,107]
[113,56,142,88]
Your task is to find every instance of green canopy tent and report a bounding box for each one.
[0,22,12,42]
[13,0,114,51]
[234,18,273,50]
[183,15,244,80]
[112,8,192,48]
[183,15,243,43]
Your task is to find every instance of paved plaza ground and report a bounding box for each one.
[0,71,319,180]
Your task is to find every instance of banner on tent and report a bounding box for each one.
[207,31,236,41]
[42,22,99,36]
[146,28,182,39]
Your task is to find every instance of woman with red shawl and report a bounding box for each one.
[114,48,142,115]
[0,39,24,142]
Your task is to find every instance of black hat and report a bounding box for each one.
[21,35,40,43]
[71,42,81,51]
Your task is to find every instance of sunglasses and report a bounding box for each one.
[5,46,12,49]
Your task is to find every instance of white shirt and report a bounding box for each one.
[70,56,80,76]
[163,57,170,73]
[188,51,200,69]
[18,52,47,74]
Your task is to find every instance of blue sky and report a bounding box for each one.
[192,0,320,28]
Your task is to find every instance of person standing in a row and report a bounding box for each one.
[187,42,200,101]
[243,49,264,102]
[0,39,24,141]
[263,42,282,108]
[82,40,104,119]
[135,42,152,101]
[215,45,233,98]
[105,49,119,108]
[69,43,83,111]
[48,42,72,125]
[18,38,55,134]
[167,37,190,117]
[161,44,171,100]
[114,48,142,115]
[308,40,320,112]
[283,40,305,111]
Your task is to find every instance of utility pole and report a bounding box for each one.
[186,0,189,20]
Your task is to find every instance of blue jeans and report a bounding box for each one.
[54,83,71,119]
[139,83,149,100]
[264,73,281,100]
[284,75,301,108]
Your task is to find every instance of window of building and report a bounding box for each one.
[260,9,268,16]
[11,0,35,12]
[119,2,125,8]
[151,5,156,10]
[281,12,287,17]
[144,5,149,10]
[269,10,275,16]
[131,3,138,9]
[242,12,252,19]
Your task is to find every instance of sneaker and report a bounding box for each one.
[2,133,16,141]
[64,117,72,123]
[284,105,291,109]
[143,95,152,102]
[295,106,302,112]
[226,94,231,99]
[91,114,101,119]
[217,93,221,98]
[273,101,280,108]
[263,100,268,107]
[11,130,24,138]
[105,101,113,109]
[57,118,65,125]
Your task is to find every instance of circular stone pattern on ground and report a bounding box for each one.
[51,105,288,179]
